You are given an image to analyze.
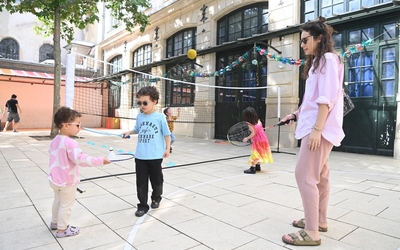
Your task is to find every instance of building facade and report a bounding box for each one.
[96,0,400,158]
[1,1,399,158]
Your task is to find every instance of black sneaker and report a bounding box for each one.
[244,167,256,174]
[135,209,146,217]
[170,147,172,153]
[151,200,160,209]
[255,164,261,171]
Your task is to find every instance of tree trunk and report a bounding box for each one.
[50,5,62,138]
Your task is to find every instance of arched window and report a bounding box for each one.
[132,44,152,67]
[217,3,269,45]
[0,38,19,60]
[166,28,196,58]
[39,44,54,62]
[108,55,122,74]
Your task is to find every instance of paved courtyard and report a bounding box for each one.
[1,129,400,250]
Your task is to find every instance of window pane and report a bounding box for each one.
[305,12,315,21]
[349,0,360,11]
[362,0,373,7]
[382,80,394,97]
[361,28,374,41]
[383,23,396,40]
[332,33,342,47]
[349,30,361,44]
[332,4,344,14]
[321,7,332,17]
[322,0,332,6]
[305,0,315,12]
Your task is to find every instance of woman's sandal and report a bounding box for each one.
[282,229,321,246]
[55,225,80,238]
[292,218,328,232]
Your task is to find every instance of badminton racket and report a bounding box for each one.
[264,117,297,129]
[227,122,252,146]
[82,127,130,139]
[108,153,135,162]
[227,118,297,147]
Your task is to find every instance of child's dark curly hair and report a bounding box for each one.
[136,86,159,104]
[54,106,81,129]
[243,107,258,125]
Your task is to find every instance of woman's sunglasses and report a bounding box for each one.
[137,101,149,106]
[299,35,313,45]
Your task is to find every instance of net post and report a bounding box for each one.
[277,86,281,152]
[65,52,76,108]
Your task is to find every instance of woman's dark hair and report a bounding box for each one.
[136,86,159,103]
[243,107,258,125]
[54,106,81,129]
[163,107,170,116]
[301,16,336,79]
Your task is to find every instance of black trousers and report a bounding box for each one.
[135,158,164,211]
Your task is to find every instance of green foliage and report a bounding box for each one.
[0,0,151,43]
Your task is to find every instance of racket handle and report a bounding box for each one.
[276,118,296,126]
[122,135,130,139]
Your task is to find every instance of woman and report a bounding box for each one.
[281,17,344,246]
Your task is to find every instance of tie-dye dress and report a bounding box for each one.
[248,120,274,165]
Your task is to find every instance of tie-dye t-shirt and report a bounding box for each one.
[48,135,104,187]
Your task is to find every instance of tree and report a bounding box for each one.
[0,0,150,137]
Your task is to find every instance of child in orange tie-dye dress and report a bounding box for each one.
[242,107,273,174]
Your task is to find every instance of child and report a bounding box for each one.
[48,106,111,238]
[163,107,180,153]
[123,86,171,217]
[242,107,273,174]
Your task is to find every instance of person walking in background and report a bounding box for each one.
[48,106,111,238]
[242,107,273,174]
[163,107,180,153]
[281,17,344,246]
[2,94,22,132]
[123,86,171,217]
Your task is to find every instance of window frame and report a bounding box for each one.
[165,62,196,107]
[0,37,19,60]
[39,44,54,62]
[132,44,152,68]
[302,0,392,21]
[108,55,123,75]
[217,3,269,45]
[166,28,196,58]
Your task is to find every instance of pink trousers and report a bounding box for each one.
[295,135,333,231]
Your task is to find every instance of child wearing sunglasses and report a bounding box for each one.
[123,86,171,217]
[281,17,344,246]
[48,106,111,238]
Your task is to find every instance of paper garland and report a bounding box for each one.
[114,40,374,83]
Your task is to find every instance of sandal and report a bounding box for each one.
[50,222,57,230]
[293,218,328,232]
[282,229,321,246]
[56,225,80,238]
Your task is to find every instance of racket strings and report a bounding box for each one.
[227,122,252,146]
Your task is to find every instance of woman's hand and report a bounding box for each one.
[308,129,322,151]
[280,113,296,124]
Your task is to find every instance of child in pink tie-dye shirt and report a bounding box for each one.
[48,106,110,238]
